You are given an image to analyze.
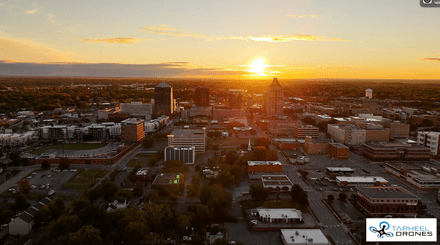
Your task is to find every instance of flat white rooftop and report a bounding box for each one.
[281,229,330,245]
[326,167,354,172]
[257,208,302,220]
[336,176,388,183]
[248,161,282,166]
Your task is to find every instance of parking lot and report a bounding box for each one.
[9,168,78,197]
[227,222,283,245]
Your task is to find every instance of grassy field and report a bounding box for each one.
[32,143,106,155]
[62,169,108,193]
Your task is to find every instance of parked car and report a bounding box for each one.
[8,188,15,192]
[30,185,36,189]
[40,185,45,189]
[48,190,55,196]
[27,176,32,179]
[47,175,52,178]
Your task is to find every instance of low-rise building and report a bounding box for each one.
[247,161,283,173]
[326,167,354,176]
[304,135,331,155]
[261,175,293,192]
[121,118,145,142]
[9,197,52,236]
[273,138,304,150]
[363,142,430,162]
[257,208,302,223]
[384,162,440,190]
[335,176,388,187]
[328,143,349,160]
[356,186,419,217]
[280,229,330,245]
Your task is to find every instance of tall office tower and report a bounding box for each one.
[228,89,244,109]
[194,87,210,107]
[264,77,284,116]
[154,82,174,117]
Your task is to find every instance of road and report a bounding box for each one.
[0,165,40,195]
[280,151,357,245]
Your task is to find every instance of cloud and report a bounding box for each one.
[419,58,440,61]
[249,35,321,42]
[140,24,206,38]
[26,4,41,14]
[0,38,72,62]
[0,61,249,77]
[288,14,328,18]
[331,38,353,42]
[81,37,150,44]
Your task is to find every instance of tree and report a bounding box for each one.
[339,193,347,201]
[101,180,118,200]
[114,189,133,199]
[216,172,235,188]
[59,158,70,170]
[58,225,102,245]
[71,196,90,213]
[18,179,30,194]
[225,152,236,165]
[255,137,270,150]
[328,194,335,201]
[253,146,267,161]
[142,136,155,148]
[249,184,270,202]
[54,197,65,211]
[199,185,232,222]
[150,188,160,203]
[266,149,278,161]
[133,182,144,197]
[230,164,243,185]
[213,238,230,245]
[41,160,51,170]
[163,160,188,173]
[14,194,29,210]
[8,151,20,161]
[177,214,192,234]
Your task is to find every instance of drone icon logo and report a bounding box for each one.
[369,221,394,238]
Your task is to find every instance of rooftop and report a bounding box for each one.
[170,129,205,138]
[280,229,330,245]
[156,82,170,88]
[152,173,183,185]
[248,161,282,166]
[257,208,302,220]
[336,176,388,183]
[357,187,419,199]
[326,167,354,172]
[121,118,144,125]
[330,143,349,149]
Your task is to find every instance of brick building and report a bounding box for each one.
[247,161,283,173]
[304,135,331,155]
[328,143,349,160]
[293,124,319,138]
[356,186,418,217]
[121,118,145,142]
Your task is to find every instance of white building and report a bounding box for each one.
[17,111,34,116]
[164,146,196,164]
[281,229,330,245]
[327,124,366,146]
[257,208,302,223]
[9,197,52,236]
[261,175,293,192]
[0,131,37,147]
[417,131,440,157]
[336,176,388,187]
[168,129,206,153]
[365,88,373,99]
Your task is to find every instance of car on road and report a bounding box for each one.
[30,185,36,189]
[8,188,15,192]
[27,176,32,179]
[32,172,37,175]
[47,175,51,178]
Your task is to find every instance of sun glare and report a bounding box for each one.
[250,58,265,73]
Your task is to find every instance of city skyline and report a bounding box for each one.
[1,1,440,79]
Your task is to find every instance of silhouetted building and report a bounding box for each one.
[195,87,210,107]
[164,146,196,164]
[228,89,244,109]
[264,77,284,116]
[154,82,174,116]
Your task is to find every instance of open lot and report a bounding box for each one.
[127,154,151,167]
[2,168,78,198]
[31,143,106,155]
[62,169,108,193]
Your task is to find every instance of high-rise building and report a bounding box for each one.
[228,89,244,109]
[194,87,210,107]
[154,82,174,116]
[264,77,284,116]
